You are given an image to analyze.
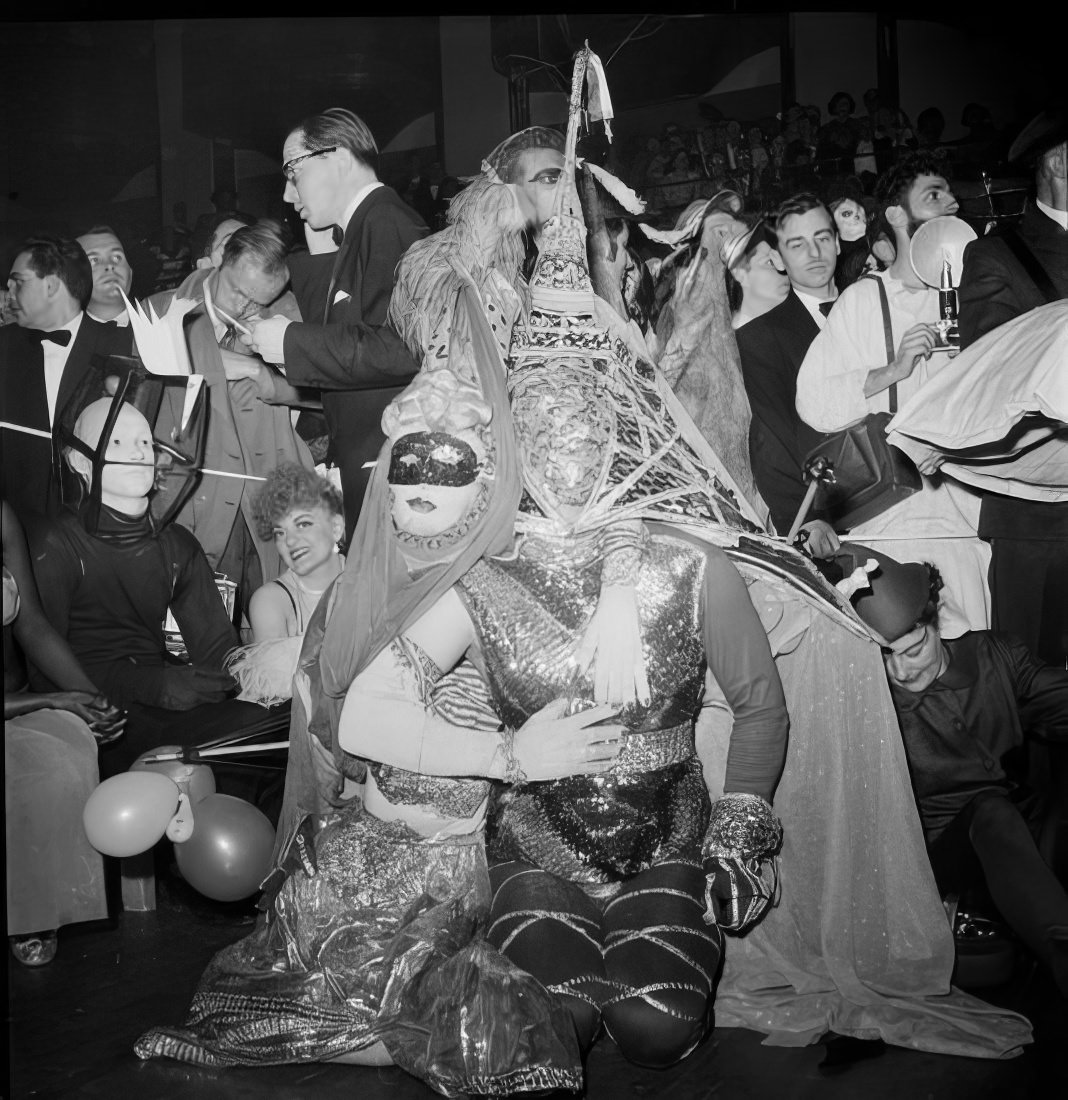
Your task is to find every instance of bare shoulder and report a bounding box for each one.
[249,581,294,642]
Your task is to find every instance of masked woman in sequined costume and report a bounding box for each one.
[358,99,791,1066]
[339,412,790,1068]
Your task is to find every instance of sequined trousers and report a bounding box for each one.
[457,529,724,1064]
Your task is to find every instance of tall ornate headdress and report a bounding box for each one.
[506,44,763,540]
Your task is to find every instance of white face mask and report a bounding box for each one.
[387,428,487,540]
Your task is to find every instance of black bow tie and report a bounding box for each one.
[818,300,836,318]
[331,224,344,247]
[27,328,72,346]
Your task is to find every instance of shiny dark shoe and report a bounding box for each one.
[955,911,1011,940]
[10,930,58,967]
[952,910,1016,988]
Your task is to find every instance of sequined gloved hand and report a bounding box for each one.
[703,853,778,934]
[701,792,782,935]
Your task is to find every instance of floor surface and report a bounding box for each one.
[6,859,1065,1099]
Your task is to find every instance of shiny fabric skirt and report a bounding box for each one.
[135,801,581,1096]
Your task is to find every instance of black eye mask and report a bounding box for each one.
[388,431,480,488]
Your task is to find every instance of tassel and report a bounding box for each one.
[583,45,615,141]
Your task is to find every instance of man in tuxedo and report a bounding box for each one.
[735,193,838,546]
[1,235,127,523]
[245,108,426,542]
[958,102,1068,666]
[76,225,134,327]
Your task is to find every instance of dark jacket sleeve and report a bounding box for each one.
[998,634,1068,740]
[958,237,1025,349]
[701,545,789,802]
[282,319,418,391]
[166,524,239,671]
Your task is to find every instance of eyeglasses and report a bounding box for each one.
[282,147,337,182]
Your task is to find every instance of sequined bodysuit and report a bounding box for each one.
[459,528,728,899]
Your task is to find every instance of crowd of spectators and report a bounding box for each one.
[613,89,1014,228]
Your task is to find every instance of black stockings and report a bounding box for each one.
[488,859,722,1067]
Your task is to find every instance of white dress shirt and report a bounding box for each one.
[794,286,837,330]
[338,180,385,237]
[87,308,130,327]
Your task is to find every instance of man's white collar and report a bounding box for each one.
[339,180,384,234]
[1036,198,1068,230]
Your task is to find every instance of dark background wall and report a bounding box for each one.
[2,14,1058,289]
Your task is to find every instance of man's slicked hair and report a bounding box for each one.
[291,107,380,175]
[20,235,94,309]
[220,219,292,279]
[772,192,830,239]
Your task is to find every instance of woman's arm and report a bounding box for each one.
[339,588,623,780]
[701,546,789,803]
[248,581,295,643]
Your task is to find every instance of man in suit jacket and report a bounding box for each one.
[957,103,1068,665]
[150,219,316,622]
[735,194,838,547]
[246,108,426,543]
[1,235,127,523]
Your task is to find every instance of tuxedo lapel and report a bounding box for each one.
[324,191,382,321]
[325,202,364,322]
[778,290,820,347]
[323,242,345,323]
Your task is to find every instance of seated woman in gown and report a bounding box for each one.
[225,464,346,707]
